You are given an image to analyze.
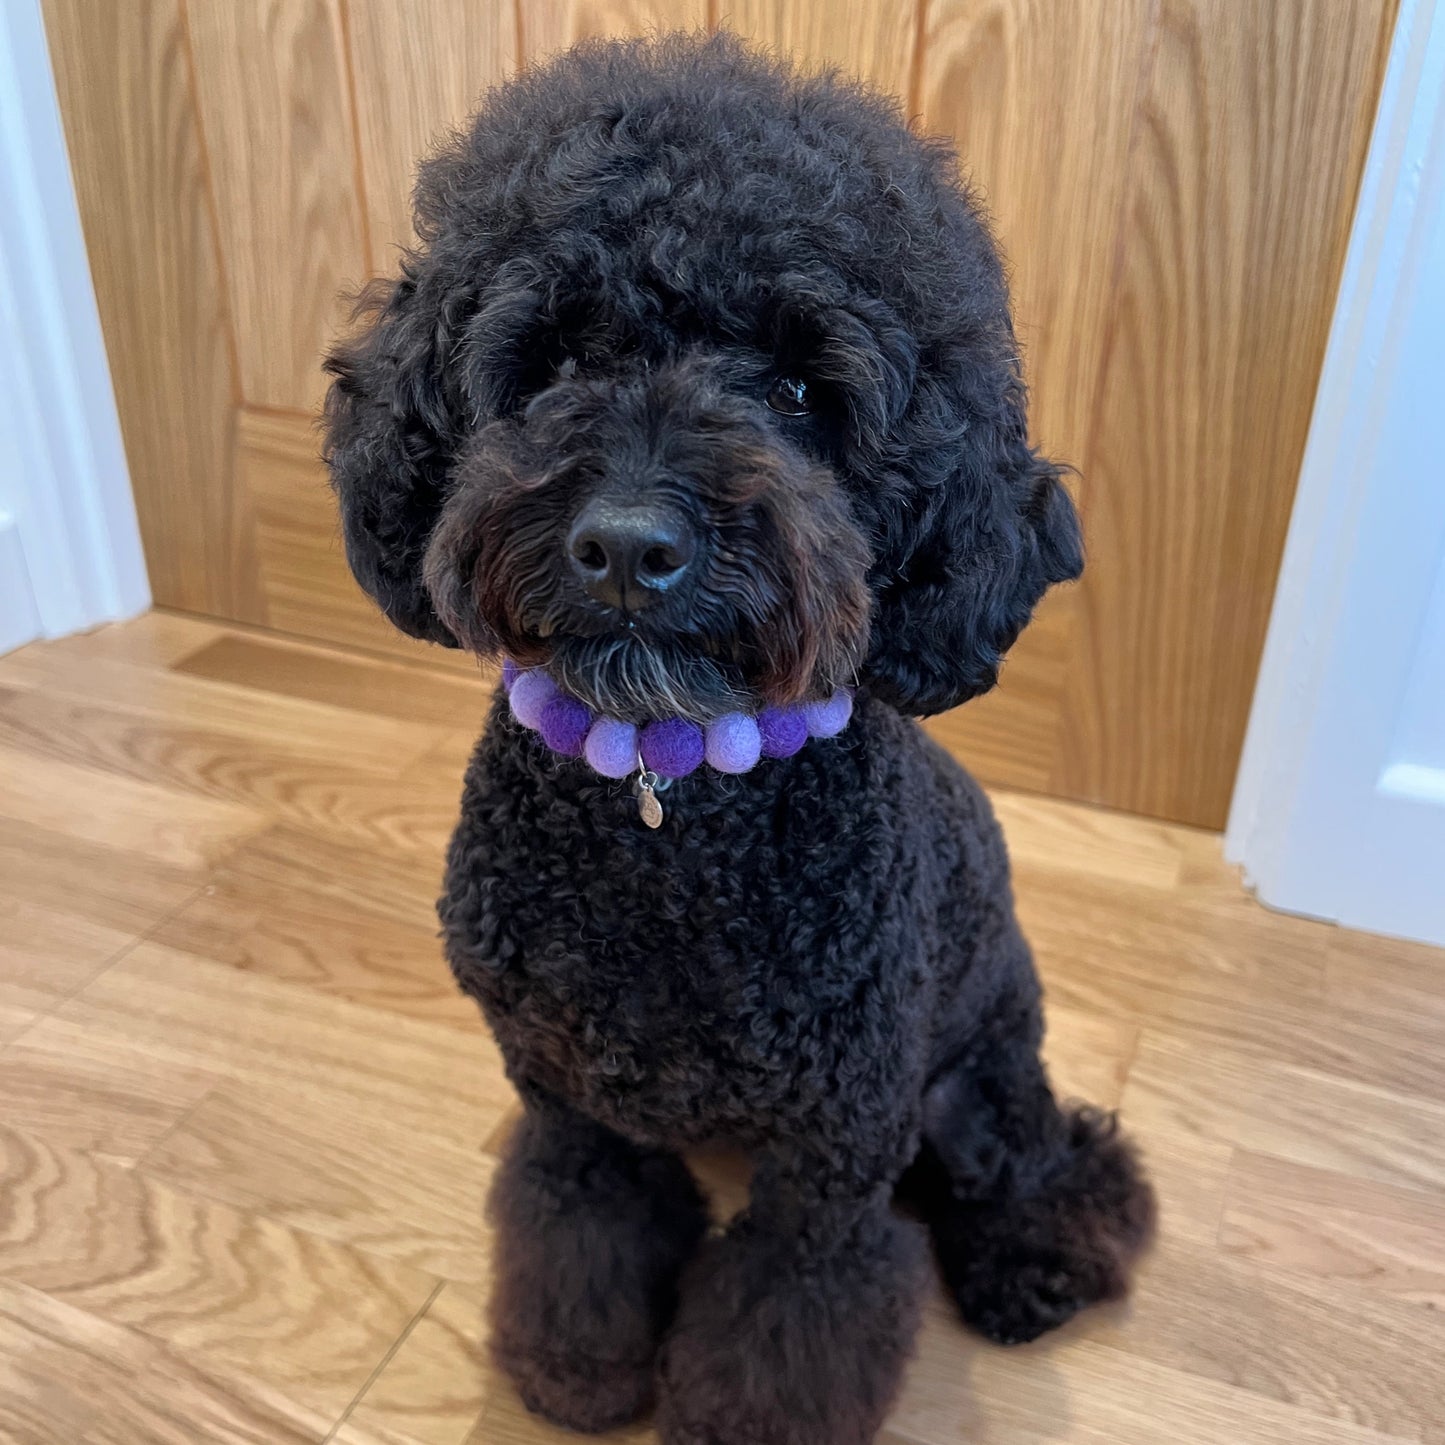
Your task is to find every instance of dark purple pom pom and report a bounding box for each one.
[758,707,808,758]
[640,718,705,778]
[538,695,592,757]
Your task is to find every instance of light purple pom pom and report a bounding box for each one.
[705,713,762,773]
[538,695,591,757]
[758,706,808,759]
[584,718,638,778]
[511,670,560,728]
[509,670,558,729]
[500,657,520,693]
[640,718,705,779]
[801,689,853,739]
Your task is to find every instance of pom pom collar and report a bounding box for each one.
[501,659,853,782]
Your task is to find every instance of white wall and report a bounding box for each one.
[1227,0,1445,948]
[0,0,149,655]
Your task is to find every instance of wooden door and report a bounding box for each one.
[42,0,1395,827]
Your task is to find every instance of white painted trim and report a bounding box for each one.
[1226,0,1445,947]
[0,0,149,654]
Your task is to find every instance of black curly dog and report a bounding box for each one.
[324,33,1153,1445]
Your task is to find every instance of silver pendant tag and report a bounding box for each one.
[634,765,664,828]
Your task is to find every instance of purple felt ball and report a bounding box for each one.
[758,706,808,759]
[801,688,853,739]
[509,670,558,729]
[640,718,705,779]
[704,713,762,773]
[501,657,520,693]
[584,718,638,779]
[538,695,592,757]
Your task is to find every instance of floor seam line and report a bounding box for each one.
[321,1278,446,1444]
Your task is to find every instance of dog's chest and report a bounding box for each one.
[440,719,925,1146]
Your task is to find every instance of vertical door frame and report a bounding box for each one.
[1226,0,1445,946]
[0,0,149,653]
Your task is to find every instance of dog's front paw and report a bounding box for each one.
[656,1212,926,1445]
[487,1111,709,1431]
[935,1107,1156,1344]
[491,1333,654,1433]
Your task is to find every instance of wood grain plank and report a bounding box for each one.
[215,823,448,933]
[142,1080,496,1283]
[185,0,368,410]
[1039,1004,1138,1113]
[1121,1032,1445,1197]
[34,943,509,1152]
[346,0,518,264]
[35,611,227,669]
[893,1327,1413,1445]
[719,0,920,98]
[0,745,265,872]
[0,897,135,1011]
[0,1280,330,1445]
[0,1035,219,1167]
[520,0,709,62]
[0,686,463,861]
[150,868,477,1032]
[0,816,199,938]
[0,1003,39,1049]
[1087,1236,1444,1442]
[1054,0,1397,826]
[1220,1150,1445,1307]
[3,615,1444,1445]
[40,0,261,621]
[175,633,492,729]
[0,1122,436,1420]
[0,644,446,776]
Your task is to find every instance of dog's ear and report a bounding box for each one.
[862,394,1082,717]
[321,271,461,647]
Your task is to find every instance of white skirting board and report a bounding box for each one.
[0,0,150,656]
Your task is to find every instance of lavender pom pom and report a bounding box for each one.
[801,689,853,739]
[538,695,591,757]
[758,707,808,759]
[500,657,520,693]
[705,713,762,773]
[509,670,558,729]
[640,718,705,778]
[584,718,638,778]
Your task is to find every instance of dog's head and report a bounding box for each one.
[323,33,1081,721]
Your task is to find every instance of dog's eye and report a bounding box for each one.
[766,375,813,417]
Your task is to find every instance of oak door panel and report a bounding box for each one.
[347,0,519,263]
[720,1,922,97]
[185,0,368,412]
[45,0,1399,824]
[42,0,261,623]
[520,0,709,61]
[1051,0,1394,824]
[915,0,1157,798]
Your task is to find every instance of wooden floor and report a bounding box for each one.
[1,612,1442,1445]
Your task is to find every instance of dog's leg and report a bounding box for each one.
[913,971,1155,1345]
[655,1147,928,1445]
[487,1098,708,1432]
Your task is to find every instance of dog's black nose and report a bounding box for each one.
[566,499,696,612]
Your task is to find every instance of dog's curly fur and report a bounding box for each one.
[324,32,1153,1444]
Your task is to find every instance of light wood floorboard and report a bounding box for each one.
[1,613,1442,1444]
